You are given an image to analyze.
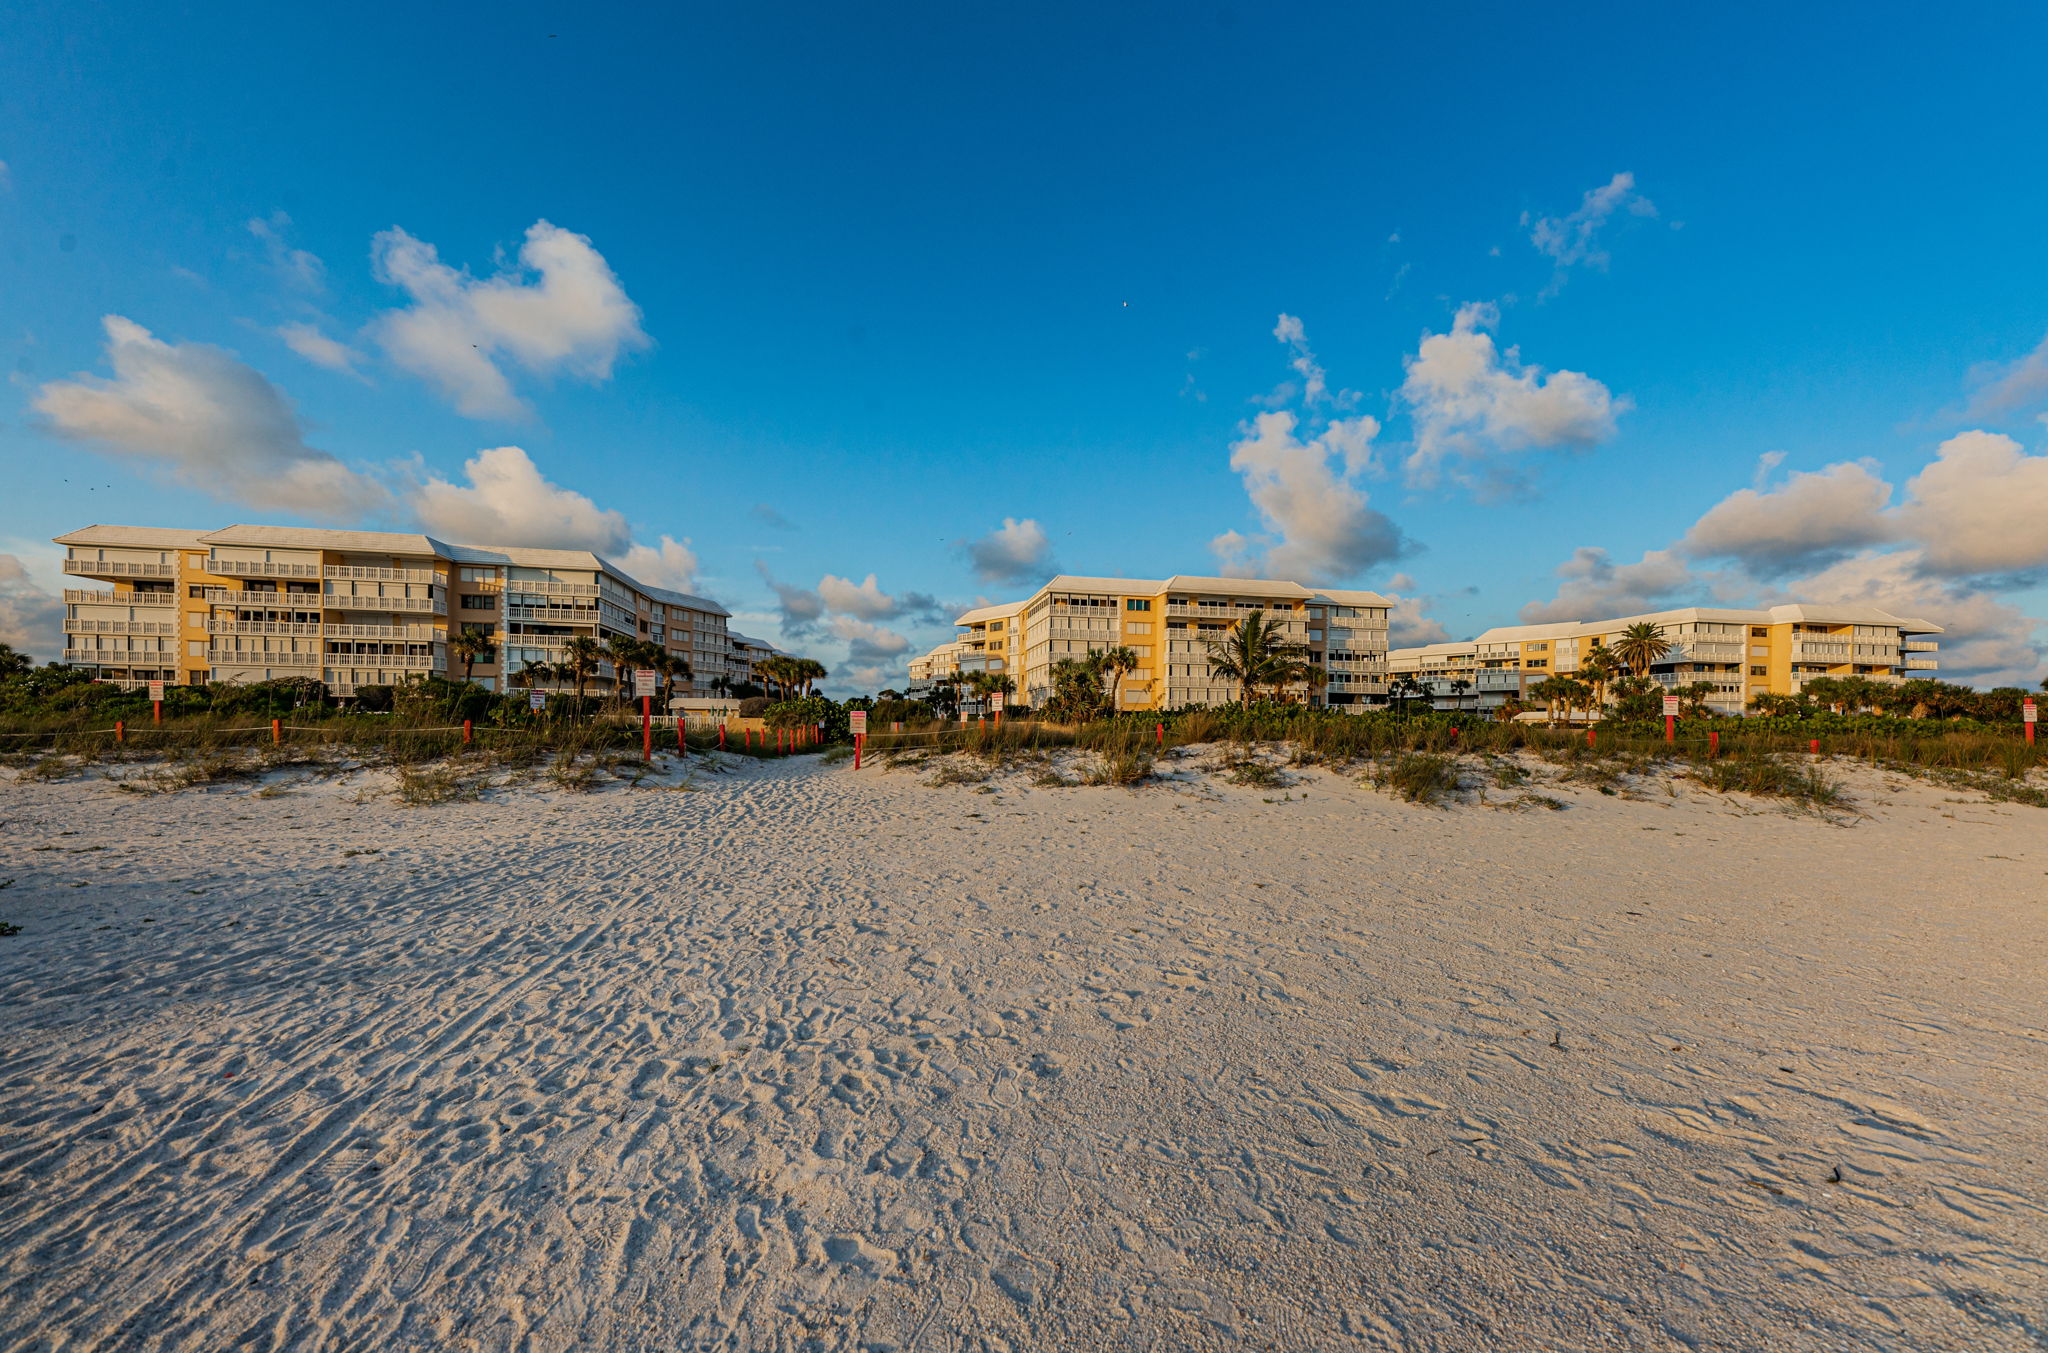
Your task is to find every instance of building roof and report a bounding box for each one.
[1388,640,1480,660]
[200,524,450,555]
[954,599,1028,624]
[55,525,213,549]
[1471,603,1945,648]
[1311,587,1396,607]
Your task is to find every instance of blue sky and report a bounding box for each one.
[6,1,2048,689]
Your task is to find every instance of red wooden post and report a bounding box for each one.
[1449,727,1459,740]
[2026,699,2037,744]
[116,719,125,743]
[1664,714,1675,743]
[1156,721,1164,747]
[854,733,864,771]
[1585,727,1595,749]
[1809,738,1821,755]
[272,718,282,744]
[718,724,726,749]
[463,719,473,745]
[153,699,162,726]
[1709,731,1720,757]
[641,695,652,759]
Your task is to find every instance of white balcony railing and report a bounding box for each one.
[201,587,324,608]
[63,559,175,578]
[207,620,324,637]
[204,557,322,579]
[65,588,176,607]
[507,604,598,623]
[1905,658,1940,670]
[210,650,323,668]
[324,564,446,585]
[1903,640,1939,652]
[326,623,442,641]
[63,649,175,667]
[323,593,446,615]
[63,618,178,636]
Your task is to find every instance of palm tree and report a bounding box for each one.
[561,636,603,703]
[1528,675,1572,726]
[602,634,644,703]
[1448,677,1473,711]
[1097,646,1139,710]
[1203,611,1308,707]
[793,657,829,697]
[755,655,798,700]
[655,649,693,707]
[1578,648,1619,710]
[448,628,494,682]
[1611,622,1671,678]
[0,643,32,678]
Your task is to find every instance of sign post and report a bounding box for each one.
[850,709,867,770]
[148,679,165,726]
[635,669,657,759]
[991,690,1005,726]
[2026,698,2038,746]
[529,688,547,714]
[1661,694,1679,743]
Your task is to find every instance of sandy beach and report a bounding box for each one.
[1,749,2043,1352]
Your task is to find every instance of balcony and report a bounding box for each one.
[1793,643,1851,660]
[62,649,175,667]
[210,649,322,668]
[63,618,178,637]
[207,620,324,637]
[204,557,322,579]
[327,622,441,641]
[65,587,176,607]
[63,558,175,579]
[323,592,446,616]
[503,578,599,599]
[507,604,599,623]
[200,587,323,608]
[324,564,445,585]
[1905,658,1940,670]
[1903,640,1939,653]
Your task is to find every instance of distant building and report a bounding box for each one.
[56,523,734,698]
[1388,604,1942,717]
[911,574,1393,711]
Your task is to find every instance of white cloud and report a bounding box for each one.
[1211,411,1403,583]
[1399,302,1625,496]
[757,563,826,635]
[1519,547,1706,624]
[616,536,701,593]
[829,614,911,661]
[1681,459,1895,573]
[818,573,899,619]
[33,316,391,518]
[1963,330,2048,420]
[1895,430,2048,576]
[1527,172,1656,284]
[370,220,649,420]
[1273,314,1327,403]
[276,322,365,377]
[247,212,324,293]
[0,553,63,661]
[411,445,629,552]
[964,517,1058,586]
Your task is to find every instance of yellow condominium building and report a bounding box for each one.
[57,523,735,699]
[916,574,1393,711]
[1387,603,1942,717]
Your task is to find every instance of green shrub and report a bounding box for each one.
[1370,753,1462,805]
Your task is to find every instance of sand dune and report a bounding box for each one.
[0,751,2043,1351]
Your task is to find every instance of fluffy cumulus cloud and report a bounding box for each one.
[33,316,391,518]
[1399,302,1625,496]
[1210,411,1403,583]
[755,563,944,692]
[0,554,63,662]
[411,445,630,552]
[756,563,827,635]
[1518,547,1706,624]
[963,517,1058,586]
[370,220,649,420]
[829,615,912,664]
[1526,172,1657,286]
[616,536,701,593]
[1894,431,2048,576]
[1384,590,1453,647]
[1680,458,1896,573]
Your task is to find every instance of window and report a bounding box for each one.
[1750,665,1767,676]
[188,585,209,599]
[461,622,496,637]
[1126,621,1152,635]
[1125,599,1152,612]
[1751,627,1768,637]
[460,594,496,610]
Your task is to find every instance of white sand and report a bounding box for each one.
[0,749,2043,1352]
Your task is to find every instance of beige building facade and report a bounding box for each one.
[1388,603,1942,716]
[915,574,1393,711]
[57,523,735,698]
